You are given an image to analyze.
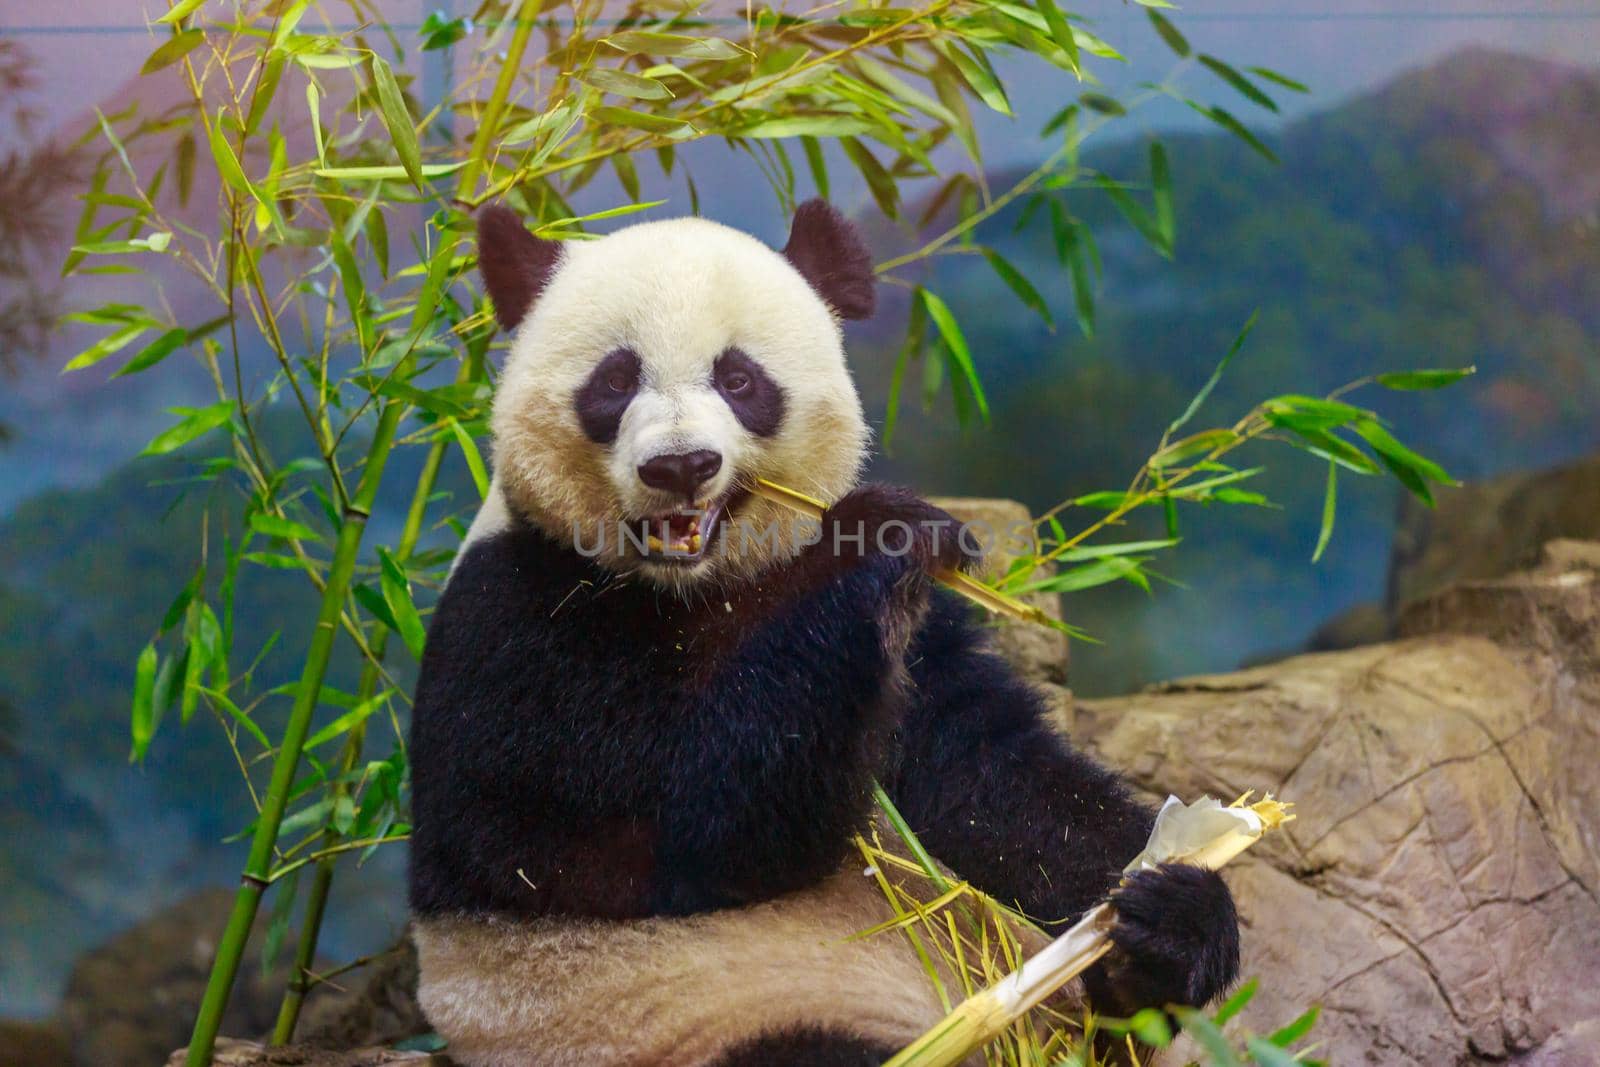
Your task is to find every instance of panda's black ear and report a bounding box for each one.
[477,204,562,332]
[782,199,876,321]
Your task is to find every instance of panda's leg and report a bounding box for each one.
[709,1026,901,1067]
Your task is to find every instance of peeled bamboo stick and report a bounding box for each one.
[748,478,1060,628]
[884,794,1294,1067]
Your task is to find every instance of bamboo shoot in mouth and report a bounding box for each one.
[883,793,1294,1067]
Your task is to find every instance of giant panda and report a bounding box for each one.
[407,199,1240,1067]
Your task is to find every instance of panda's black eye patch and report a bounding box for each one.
[574,348,641,444]
[713,348,785,438]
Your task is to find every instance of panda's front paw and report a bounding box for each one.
[1092,864,1239,1012]
[821,484,981,575]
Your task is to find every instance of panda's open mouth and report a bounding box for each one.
[634,487,749,565]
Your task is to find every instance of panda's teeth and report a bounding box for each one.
[646,534,665,552]
[689,534,702,553]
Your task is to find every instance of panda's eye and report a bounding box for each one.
[606,371,632,393]
[720,369,751,394]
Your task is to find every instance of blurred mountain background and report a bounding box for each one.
[0,1,1597,1027]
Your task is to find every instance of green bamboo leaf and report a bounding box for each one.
[1062,216,1095,337]
[72,231,174,255]
[800,136,829,198]
[62,322,148,372]
[353,583,401,633]
[140,401,234,456]
[155,0,209,24]
[1149,428,1239,467]
[1146,9,1190,56]
[883,291,928,451]
[305,692,387,749]
[305,82,325,168]
[1215,978,1259,1026]
[206,108,251,195]
[602,31,745,60]
[737,114,875,139]
[1055,538,1178,563]
[579,67,673,100]
[537,200,667,230]
[1167,310,1258,436]
[245,53,285,134]
[981,249,1053,330]
[250,513,321,542]
[840,136,898,218]
[1073,490,1129,509]
[130,642,159,762]
[142,28,205,74]
[449,419,490,500]
[1312,461,1337,563]
[1128,1008,1173,1047]
[1278,426,1379,475]
[1246,1037,1307,1067]
[1150,141,1175,247]
[418,10,471,50]
[1352,418,1454,493]
[242,551,306,570]
[1199,54,1279,111]
[1187,101,1279,163]
[313,161,468,181]
[111,327,186,378]
[379,547,427,659]
[1018,556,1149,595]
[1267,1005,1321,1047]
[199,687,272,750]
[370,56,423,188]
[588,105,690,134]
[919,289,989,424]
[1173,1009,1243,1067]
[1249,66,1310,93]
[1036,0,1081,75]
[1376,367,1476,390]
[939,40,1012,115]
[1080,92,1126,116]
[1096,176,1169,258]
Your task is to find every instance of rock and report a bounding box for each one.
[63,889,332,1067]
[1075,540,1600,1064]
[1390,453,1600,611]
[162,1037,447,1066]
[1303,600,1392,652]
[295,938,430,1052]
[0,1017,70,1067]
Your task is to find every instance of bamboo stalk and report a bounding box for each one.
[263,3,542,1045]
[269,432,453,1043]
[184,5,541,1060]
[748,478,1060,628]
[884,795,1293,1067]
[184,403,403,1067]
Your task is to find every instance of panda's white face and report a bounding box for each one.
[489,212,871,589]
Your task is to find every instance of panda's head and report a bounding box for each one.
[479,200,874,588]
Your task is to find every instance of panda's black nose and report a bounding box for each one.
[637,450,723,499]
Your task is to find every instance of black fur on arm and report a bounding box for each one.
[885,593,1239,1012]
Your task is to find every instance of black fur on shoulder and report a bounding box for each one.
[782,199,876,321]
[476,204,562,331]
[711,1026,900,1067]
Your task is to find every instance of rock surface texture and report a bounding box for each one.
[1076,539,1600,1065]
